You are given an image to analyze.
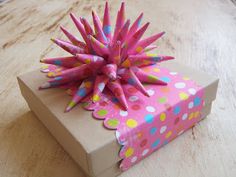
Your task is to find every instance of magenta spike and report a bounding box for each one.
[130,31,165,54]
[60,26,87,49]
[119,68,149,96]
[107,79,128,110]
[127,13,143,39]
[51,38,85,55]
[65,78,94,112]
[92,11,108,44]
[117,19,130,44]
[40,56,82,68]
[108,41,121,64]
[80,17,94,36]
[76,54,105,66]
[103,2,112,41]
[102,64,117,80]
[92,75,109,102]
[132,66,167,85]
[88,35,109,56]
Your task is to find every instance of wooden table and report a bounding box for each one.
[1,0,236,176]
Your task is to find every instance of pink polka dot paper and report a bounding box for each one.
[42,63,204,171]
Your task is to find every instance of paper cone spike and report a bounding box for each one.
[60,26,87,49]
[51,38,85,55]
[92,11,108,44]
[108,41,121,64]
[92,75,109,102]
[121,22,149,59]
[107,80,128,110]
[40,56,83,68]
[70,13,91,48]
[117,19,130,44]
[65,78,94,112]
[76,54,105,66]
[112,2,125,43]
[132,67,167,85]
[103,2,112,41]
[127,13,143,39]
[119,69,149,96]
[142,45,157,53]
[102,64,117,80]
[121,53,174,68]
[88,35,109,56]
[80,17,94,36]
[130,31,165,54]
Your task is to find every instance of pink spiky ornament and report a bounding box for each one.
[39,2,174,112]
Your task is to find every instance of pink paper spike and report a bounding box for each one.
[92,75,109,102]
[121,53,174,68]
[51,38,85,55]
[112,2,125,43]
[92,11,108,44]
[76,54,105,66]
[103,1,112,41]
[117,19,130,44]
[108,41,121,64]
[130,31,165,55]
[60,26,87,49]
[70,13,91,50]
[80,17,94,36]
[118,68,149,96]
[40,56,83,68]
[88,35,109,56]
[126,13,143,39]
[102,64,117,80]
[141,45,157,53]
[131,66,167,85]
[107,79,128,110]
[65,78,94,112]
[121,22,149,60]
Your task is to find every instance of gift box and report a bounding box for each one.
[18,61,218,177]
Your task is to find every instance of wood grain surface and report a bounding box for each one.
[0,0,236,177]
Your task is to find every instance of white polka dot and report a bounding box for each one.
[129,96,139,102]
[142,149,149,156]
[131,156,137,163]
[175,82,186,89]
[120,110,128,117]
[188,102,194,109]
[147,89,155,96]
[182,113,188,120]
[146,106,156,112]
[170,72,178,75]
[188,88,196,95]
[160,126,167,134]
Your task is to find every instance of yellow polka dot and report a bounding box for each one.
[126,119,138,128]
[85,58,91,64]
[137,132,143,139]
[183,76,190,80]
[121,59,131,67]
[107,118,119,128]
[165,131,172,139]
[92,94,100,102]
[194,111,200,118]
[146,53,156,57]
[125,147,134,158]
[47,72,55,77]
[179,92,189,100]
[136,46,143,53]
[73,62,82,67]
[153,68,160,72]
[84,81,92,88]
[160,113,166,121]
[97,109,108,116]
[188,112,194,120]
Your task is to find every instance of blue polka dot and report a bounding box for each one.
[151,139,160,148]
[173,106,181,115]
[163,140,168,146]
[194,97,201,106]
[55,76,62,80]
[128,78,135,85]
[54,60,62,65]
[160,76,171,83]
[150,127,157,135]
[144,114,154,123]
[77,88,86,97]
[103,25,112,34]
[152,56,161,62]
[137,19,142,27]
[112,97,119,103]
